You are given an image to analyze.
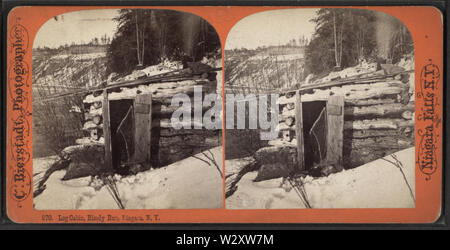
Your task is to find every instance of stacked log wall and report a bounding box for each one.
[271,72,415,169]
[80,79,221,168]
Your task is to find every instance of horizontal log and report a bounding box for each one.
[344,118,414,130]
[302,86,407,102]
[152,85,217,102]
[154,84,218,104]
[274,125,413,139]
[353,76,394,84]
[267,138,297,147]
[278,115,293,123]
[62,144,103,156]
[83,121,103,130]
[84,80,216,103]
[344,103,414,117]
[276,122,295,131]
[155,101,216,117]
[279,109,295,120]
[76,137,104,146]
[159,127,220,137]
[344,129,411,139]
[153,118,208,129]
[285,103,295,110]
[88,105,102,115]
[281,106,294,116]
[402,110,414,120]
[159,134,205,145]
[344,97,397,106]
[84,109,102,120]
[278,103,413,121]
[92,101,102,109]
[345,137,414,149]
[159,137,219,148]
[278,95,295,105]
[85,80,199,102]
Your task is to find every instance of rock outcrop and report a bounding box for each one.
[253,145,297,181]
[62,145,105,180]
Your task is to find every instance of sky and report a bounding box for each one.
[225,8,319,50]
[33,8,319,50]
[33,9,120,48]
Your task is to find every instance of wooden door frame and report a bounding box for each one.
[294,93,344,172]
[102,93,152,172]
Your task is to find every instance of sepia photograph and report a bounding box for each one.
[224,8,416,209]
[32,8,223,210]
[5,4,444,225]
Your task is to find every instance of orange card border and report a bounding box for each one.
[5,5,443,224]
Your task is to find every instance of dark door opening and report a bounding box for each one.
[109,99,135,174]
[302,101,327,171]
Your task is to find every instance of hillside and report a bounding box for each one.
[32,45,108,94]
[32,45,109,157]
[225,46,305,92]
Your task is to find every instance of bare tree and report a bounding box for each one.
[332,10,344,69]
[34,83,85,158]
[135,11,147,66]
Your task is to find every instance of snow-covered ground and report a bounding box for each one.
[113,56,221,83]
[114,59,183,82]
[226,147,415,209]
[34,146,223,210]
[33,155,60,191]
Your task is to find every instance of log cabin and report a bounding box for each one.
[270,68,415,172]
[76,69,222,175]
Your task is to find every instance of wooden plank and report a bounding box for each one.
[344,129,408,139]
[135,103,150,114]
[295,90,305,171]
[133,94,152,165]
[326,95,344,171]
[327,104,342,116]
[102,90,113,171]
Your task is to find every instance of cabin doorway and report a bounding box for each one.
[298,95,344,173]
[109,99,135,174]
[302,101,327,170]
[106,93,153,175]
